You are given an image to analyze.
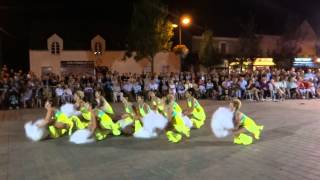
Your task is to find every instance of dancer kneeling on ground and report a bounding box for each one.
[25,99,74,141]
[165,95,190,143]
[94,90,121,137]
[211,99,264,145]
[117,97,137,135]
[230,99,264,145]
[137,95,150,118]
[184,91,206,129]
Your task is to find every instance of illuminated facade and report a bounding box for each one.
[192,20,320,69]
[29,34,180,77]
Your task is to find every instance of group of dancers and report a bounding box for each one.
[24,89,263,145]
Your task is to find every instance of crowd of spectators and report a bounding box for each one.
[1,64,320,109]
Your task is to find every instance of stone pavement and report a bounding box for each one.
[1,100,320,180]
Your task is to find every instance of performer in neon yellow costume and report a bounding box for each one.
[230,99,264,145]
[184,91,206,129]
[137,95,150,117]
[165,95,190,143]
[94,90,121,137]
[149,91,165,114]
[37,99,74,139]
[71,91,91,130]
[117,97,137,135]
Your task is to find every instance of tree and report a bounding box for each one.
[126,0,174,73]
[273,15,301,69]
[235,17,261,72]
[198,30,223,71]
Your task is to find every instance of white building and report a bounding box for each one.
[29,34,180,77]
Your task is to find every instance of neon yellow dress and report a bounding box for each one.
[187,98,206,129]
[138,103,150,117]
[166,109,190,143]
[102,99,114,115]
[48,111,74,139]
[71,106,91,130]
[96,109,121,136]
[233,113,264,145]
[117,103,135,130]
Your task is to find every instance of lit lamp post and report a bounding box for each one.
[172,15,191,45]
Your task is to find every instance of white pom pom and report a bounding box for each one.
[24,119,48,141]
[69,129,95,144]
[211,107,235,138]
[182,115,193,128]
[142,110,168,133]
[60,103,77,118]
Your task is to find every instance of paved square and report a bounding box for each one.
[1,100,320,180]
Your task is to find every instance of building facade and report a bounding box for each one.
[192,20,320,68]
[29,34,180,77]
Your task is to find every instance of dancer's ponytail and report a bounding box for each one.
[232,99,242,126]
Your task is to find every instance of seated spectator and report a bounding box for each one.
[304,79,316,99]
[84,83,94,102]
[22,85,33,108]
[7,85,19,109]
[112,81,123,102]
[296,77,306,99]
[260,77,269,101]
[62,85,73,103]
[55,84,64,106]
[274,77,285,101]
[169,80,176,97]
[221,77,231,100]
[122,80,133,100]
[160,80,169,97]
[177,81,185,99]
[133,80,142,98]
[198,80,206,98]
[287,77,298,99]
[238,77,247,99]
[246,79,260,101]
[206,79,214,98]
[268,79,277,101]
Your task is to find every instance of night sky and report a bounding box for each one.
[1,0,320,70]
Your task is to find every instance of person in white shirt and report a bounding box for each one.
[169,80,176,96]
[62,85,73,103]
[133,81,142,97]
[206,80,214,98]
[55,84,64,105]
[122,80,133,100]
[112,81,123,102]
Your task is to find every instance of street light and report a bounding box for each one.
[172,15,191,45]
[181,16,191,26]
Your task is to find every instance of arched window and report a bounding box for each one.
[51,42,60,55]
[94,42,102,55]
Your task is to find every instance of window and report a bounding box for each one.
[94,42,102,55]
[220,43,227,54]
[51,42,60,55]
